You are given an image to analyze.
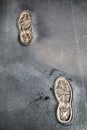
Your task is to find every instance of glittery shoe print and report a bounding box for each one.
[54,77,73,124]
[17,10,32,45]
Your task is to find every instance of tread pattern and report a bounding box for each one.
[54,77,73,124]
[17,11,32,45]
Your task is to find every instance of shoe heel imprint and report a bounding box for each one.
[54,77,73,124]
[17,10,33,45]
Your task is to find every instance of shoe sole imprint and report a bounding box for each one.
[54,77,73,124]
[17,10,32,45]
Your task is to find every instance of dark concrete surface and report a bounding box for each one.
[0,0,87,130]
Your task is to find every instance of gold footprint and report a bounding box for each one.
[54,77,73,124]
[17,10,33,45]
